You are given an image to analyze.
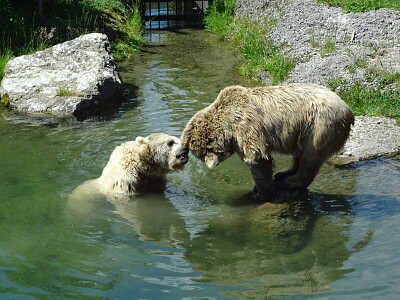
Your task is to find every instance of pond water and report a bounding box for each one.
[1,29,400,299]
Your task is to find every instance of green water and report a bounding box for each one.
[1,29,400,299]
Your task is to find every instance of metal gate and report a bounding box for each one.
[142,1,211,29]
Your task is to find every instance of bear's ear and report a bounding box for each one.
[181,125,192,146]
[204,152,219,168]
[135,136,148,144]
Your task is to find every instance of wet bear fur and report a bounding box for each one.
[69,133,189,202]
[181,83,354,200]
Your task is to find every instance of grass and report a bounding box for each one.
[204,0,235,38]
[0,0,143,80]
[315,0,400,12]
[205,0,295,84]
[0,94,10,107]
[56,87,83,97]
[0,49,13,82]
[328,76,400,123]
[112,5,144,60]
[319,38,336,57]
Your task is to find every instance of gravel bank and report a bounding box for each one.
[235,0,400,87]
[234,0,400,162]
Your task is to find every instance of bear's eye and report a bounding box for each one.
[167,140,175,147]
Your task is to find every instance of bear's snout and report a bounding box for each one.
[176,149,189,164]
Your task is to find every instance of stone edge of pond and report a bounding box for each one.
[330,116,400,165]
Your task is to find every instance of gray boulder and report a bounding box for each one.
[0,33,124,118]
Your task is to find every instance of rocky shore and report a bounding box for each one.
[234,0,400,162]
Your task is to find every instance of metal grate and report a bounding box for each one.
[142,1,211,29]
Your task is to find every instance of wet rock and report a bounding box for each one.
[0,33,124,118]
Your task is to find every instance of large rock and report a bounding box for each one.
[0,33,124,118]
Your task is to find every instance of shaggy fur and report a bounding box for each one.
[97,133,188,194]
[71,133,189,200]
[182,83,354,199]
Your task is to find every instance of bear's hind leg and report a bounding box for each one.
[278,148,328,190]
[274,156,300,181]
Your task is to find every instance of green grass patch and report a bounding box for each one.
[205,0,295,84]
[0,94,10,107]
[347,59,368,74]
[315,0,400,12]
[379,73,400,88]
[0,49,13,82]
[204,0,235,38]
[231,19,295,84]
[56,87,83,97]
[328,77,400,123]
[319,38,336,57]
[113,5,144,60]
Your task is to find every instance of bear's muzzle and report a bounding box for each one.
[176,149,189,164]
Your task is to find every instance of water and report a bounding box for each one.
[1,29,400,299]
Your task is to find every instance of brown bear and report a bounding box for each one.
[69,133,189,203]
[181,83,354,200]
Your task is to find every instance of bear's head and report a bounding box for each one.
[142,133,189,172]
[181,110,234,169]
[97,133,188,194]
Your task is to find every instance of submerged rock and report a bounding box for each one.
[0,33,124,118]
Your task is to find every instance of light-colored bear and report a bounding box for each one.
[181,83,354,200]
[69,133,189,207]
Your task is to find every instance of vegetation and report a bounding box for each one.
[205,0,295,84]
[315,0,400,12]
[205,0,399,122]
[0,0,144,79]
[328,76,400,123]
[0,94,10,107]
[204,0,235,38]
[56,87,83,97]
[319,38,336,57]
[0,50,13,82]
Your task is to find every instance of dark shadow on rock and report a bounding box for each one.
[1,83,140,127]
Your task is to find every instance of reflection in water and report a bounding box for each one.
[187,195,356,297]
[102,188,367,297]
